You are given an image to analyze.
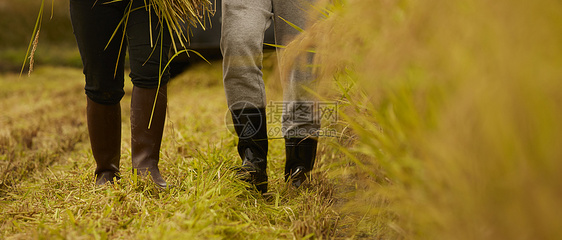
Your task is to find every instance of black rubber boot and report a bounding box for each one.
[87,98,122,185]
[131,85,168,189]
[231,108,268,194]
[285,137,318,188]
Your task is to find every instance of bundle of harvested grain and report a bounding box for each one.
[147,0,214,50]
[21,0,214,76]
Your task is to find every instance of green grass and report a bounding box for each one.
[1,45,83,73]
[0,56,374,238]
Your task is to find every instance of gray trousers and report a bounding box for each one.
[221,0,319,138]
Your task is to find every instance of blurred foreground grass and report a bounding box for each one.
[292,0,562,239]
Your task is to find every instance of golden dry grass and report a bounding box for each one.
[288,0,562,238]
[0,56,346,239]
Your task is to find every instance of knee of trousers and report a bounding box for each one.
[85,88,125,105]
[84,75,125,105]
[221,36,265,60]
[130,74,170,89]
[220,20,268,59]
[128,52,171,89]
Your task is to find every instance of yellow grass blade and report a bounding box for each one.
[278,16,304,33]
[20,0,44,77]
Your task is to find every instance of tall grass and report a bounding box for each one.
[287,0,562,238]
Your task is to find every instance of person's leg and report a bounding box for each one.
[126,0,172,189]
[70,0,128,185]
[221,0,273,110]
[86,98,122,185]
[130,85,168,189]
[221,0,274,193]
[272,0,320,187]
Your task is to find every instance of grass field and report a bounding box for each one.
[0,56,377,239]
[0,0,376,238]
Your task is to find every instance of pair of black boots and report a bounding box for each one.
[231,108,317,194]
[88,86,168,188]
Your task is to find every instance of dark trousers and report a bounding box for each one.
[70,0,172,105]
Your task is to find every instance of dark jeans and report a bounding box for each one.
[70,0,172,105]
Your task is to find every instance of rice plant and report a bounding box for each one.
[286,0,562,238]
